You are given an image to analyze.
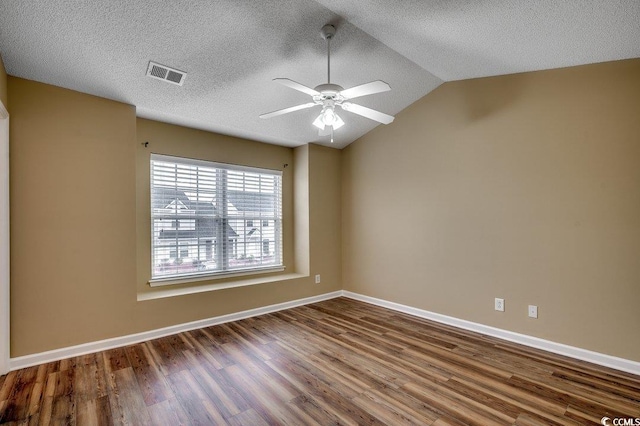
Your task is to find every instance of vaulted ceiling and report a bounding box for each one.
[1,1,638,149]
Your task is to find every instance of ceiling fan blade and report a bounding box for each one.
[273,78,320,97]
[341,102,395,124]
[339,81,391,100]
[259,102,317,119]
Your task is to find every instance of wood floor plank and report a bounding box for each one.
[220,342,300,403]
[197,360,251,416]
[336,331,451,384]
[147,397,192,426]
[219,364,304,425]
[287,396,335,426]
[402,380,512,426]
[265,342,370,399]
[34,369,57,425]
[124,343,174,406]
[105,367,152,426]
[76,395,112,426]
[370,383,442,424]
[167,369,228,425]
[288,393,349,426]
[188,361,245,419]
[509,373,638,416]
[1,297,638,425]
[102,348,130,373]
[195,327,237,368]
[226,408,270,426]
[181,331,224,370]
[49,379,76,426]
[225,320,273,350]
[24,363,53,419]
[353,388,439,425]
[145,338,190,377]
[219,323,272,362]
[0,367,39,423]
[263,356,385,425]
[447,376,573,425]
[73,354,108,405]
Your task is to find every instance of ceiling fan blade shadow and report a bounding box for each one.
[273,78,320,97]
[339,81,391,100]
[260,102,317,119]
[341,102,394,124]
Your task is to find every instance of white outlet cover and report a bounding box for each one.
[528,305,538,318]
[495,298,505,312]
[315,274,321,284]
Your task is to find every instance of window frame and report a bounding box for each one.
[148,154,284,286]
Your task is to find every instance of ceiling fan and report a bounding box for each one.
[260,24,395,143]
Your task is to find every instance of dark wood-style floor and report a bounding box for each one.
[1,298,639,425]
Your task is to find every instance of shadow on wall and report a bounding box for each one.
[462,73,526,121]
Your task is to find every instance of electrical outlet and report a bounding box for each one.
[495,298,505,312]
[528,305,538,318]
[315,274,321,284]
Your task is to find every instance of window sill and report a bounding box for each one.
[148,266,286,287]
[138,271,306,301]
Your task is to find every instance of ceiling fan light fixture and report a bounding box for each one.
[331,113,345,130]
[321,106,336,125]
[314,106,344,130]
[312,115,325,130]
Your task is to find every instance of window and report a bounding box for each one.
[150,154,283,280]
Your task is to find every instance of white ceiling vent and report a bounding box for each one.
[146,61,186,86]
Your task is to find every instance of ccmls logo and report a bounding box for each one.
[602,417,640,426]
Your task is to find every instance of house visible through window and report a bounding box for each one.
[150,154,283,280]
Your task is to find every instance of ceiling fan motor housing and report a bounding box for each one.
[313,83,344,100]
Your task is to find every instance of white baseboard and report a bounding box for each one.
[10,289,640,376]
[343,291,640,376]
[9,291,342,371]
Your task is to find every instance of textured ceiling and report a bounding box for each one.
[0,1,638,149]
[314,0,640,81]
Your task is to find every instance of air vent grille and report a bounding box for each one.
[146,61,186,86]
[150,64,168,79]
[166,70,183,84]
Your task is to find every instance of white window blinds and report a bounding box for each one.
[150,154,283,280]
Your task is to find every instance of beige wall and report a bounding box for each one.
[308,144,342,288]
[9,77,137,356]
[9,77,341,357]
[0,53,7,107]
[342,59,640,362]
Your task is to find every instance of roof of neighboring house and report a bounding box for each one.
[153,187,276,215]
[152,187,216,215]
[227,190,276,213]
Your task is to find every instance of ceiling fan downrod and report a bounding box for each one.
[321,24,336,84]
